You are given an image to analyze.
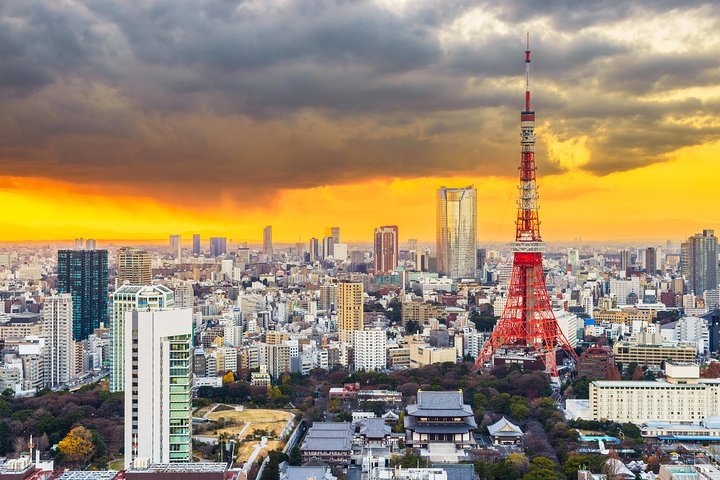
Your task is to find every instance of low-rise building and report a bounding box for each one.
[300,422,353,465]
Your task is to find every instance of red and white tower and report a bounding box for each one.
[475,34,578,377]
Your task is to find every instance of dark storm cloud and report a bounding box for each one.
[0,0,719,202]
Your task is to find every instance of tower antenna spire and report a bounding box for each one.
[525,32,531,112]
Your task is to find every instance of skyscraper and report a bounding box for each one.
[620,249,632,273]
[116,247,152,286]
[57,249,108,341]
[374,225,399,274]
[645,247,657,274]
[436,186,477,279]
[263,226,273,255]
[43,294,74,388]
[124,308,192,467]
[338,282,363,344]
[169,235,181,259]
[309,237,320,262]
[192,234,201,256]
[110,284,175,392]
[682,230,719,295]
[209,237,227,257]
[322,236,335,259]
[85,239,97,250]
[325,226,340,244]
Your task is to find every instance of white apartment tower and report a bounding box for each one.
[353,328,387,372]
[110,284,175,392]
[43,294,74,388]
[124,309,193,468]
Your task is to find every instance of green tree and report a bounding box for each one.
[473,393,488,411]
[523,457,562,480]
[489,393,511,414]
[260,450,289,480]
[0,422,12,455]
[289,446,302,466]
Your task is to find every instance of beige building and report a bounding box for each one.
[593,308,654,326]
[401,301,445,326]
[116,247,152,286]
[0,314,42,340]
[590,363,720,425]
[409,344,457,368]
[612,332,697,367]
[260,343,290,380]
[338,282,363,344]
[387,346,411,368]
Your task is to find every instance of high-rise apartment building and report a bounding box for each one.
[124,309,192,467]
[436,186,477,279]
[322,236,335,259]
[353,328,386,372]
[374,225,399,274]
[42,294,74,389]
[116,247,152,286]
[260,343,290,380]
[174,282,194,310]
[619,249,632,273]
[263,226,273,255]
[110,284,175,392]
[319,283,338,312]
[338,282,363,344]
[192,234,201,256]
[169,235,181,259]
[57,249,108,341]
[85,239,97,250]
[682,230,719,295]
[209,237,227,257]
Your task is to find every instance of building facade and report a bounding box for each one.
[682,229,718,296]
[116,247,152,286]
[111,284,175,392]
[42,294,74,389]
[338,282,363,344]
[354,328,387,372]
[436,186,477,279]
[374,225,399,274]
[124,309,193,467]
[57,249,108,341]
[263,226,273,255]
[404,390,476,450]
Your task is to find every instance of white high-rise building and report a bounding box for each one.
[436,186,477,279]
[174,282,194,310]
[43,294,74,389]
[353,328,386,372]
[124,309,193,467]
[110,284,175,392]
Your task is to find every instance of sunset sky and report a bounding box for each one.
[1,0,719,244]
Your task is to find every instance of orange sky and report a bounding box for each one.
[1,138,718,244]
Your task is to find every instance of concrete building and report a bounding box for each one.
[612,332,697,368]
[682,229,718,295]
[169,235,181,259]
[263,226,273,255]
[124,309,193,467]
[111,284,175,392]
[42,294,74,389]
[590,363,720,425]
[338,282,363,344]
[436,186,477,279]
[116,247,152,286]
[354,328,387,372]
[374,226,399,274]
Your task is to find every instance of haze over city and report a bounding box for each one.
[2,1,719,242]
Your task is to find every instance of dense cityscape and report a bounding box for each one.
[2,2,720,480]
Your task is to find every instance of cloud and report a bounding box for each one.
[0,0,719,207]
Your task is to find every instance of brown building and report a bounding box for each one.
[578,345,614,380]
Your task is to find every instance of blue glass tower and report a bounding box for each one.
[57,249,109,341]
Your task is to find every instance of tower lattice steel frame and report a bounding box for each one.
[475,34,578,377]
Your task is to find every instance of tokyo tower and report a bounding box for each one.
[475,35,578,377]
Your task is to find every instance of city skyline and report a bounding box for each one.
[1,1,719,243]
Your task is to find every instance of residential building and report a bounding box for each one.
[682,230,718,295]
[354,328,387,372]
[111,284,175,392]
[116,247,152,286]
[374,226,399,274]
[57,249,108,341]
[42,294,74,389]
[612,332,697,367]
[436,186,477,279]
[124,309,193,467]
[338,282,363,344]
[578,345,613,380]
